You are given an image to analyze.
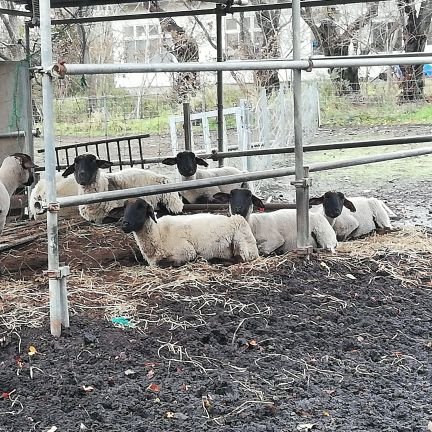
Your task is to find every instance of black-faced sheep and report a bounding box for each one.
[29,173,80,220]
[309,191,394,241]
[62,153,184,224]
[213,188,338,255]
[162,151,252,204]
[121,198,259,267]
[0,153,36,234]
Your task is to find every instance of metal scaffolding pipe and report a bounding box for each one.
[292,0,310,251]
[56,147,432,209]
[183,202,297,212]
[0,130,40,139]
[40,0,68,337]
[61,55,432,75]
[183,103,192,151]
[48,0,392,25]
[35,135,432,172]
[216,4,225,167]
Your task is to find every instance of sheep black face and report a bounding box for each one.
[12,153,37,186]
[309,191,356,219]
[122,198,157,234]
[62,154,113,186]
[162,151,208,177]
[213,188,265,219]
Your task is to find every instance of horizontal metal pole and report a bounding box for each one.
[37,133,150,153]
[52,7,219,25]
[208,135,432,160]
[62,55,432,75]
[0,129,40,139]
[183,202,297,211]
[44,0,389,24]
[0,7,32,17]
[57,147,432,209]
[35,135,432,172]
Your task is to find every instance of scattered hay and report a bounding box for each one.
[0,227,430,337]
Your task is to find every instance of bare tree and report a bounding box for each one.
[253,1,281,92]
[145,0,200,102]
[399,0,432,100]
[302,3,379,94]
[0,1,25,60]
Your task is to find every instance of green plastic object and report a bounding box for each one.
[111,317,132,327]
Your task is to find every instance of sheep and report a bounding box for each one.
[121,198,259,267]
[62,153,184,224]
[213,189,338,255]
[309,191,394,241]
[29,173,80,220]
[162,151,252,204]
[0,153,36,234]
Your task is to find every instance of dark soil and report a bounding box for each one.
[1,125,430,431]
[1,251,432,432]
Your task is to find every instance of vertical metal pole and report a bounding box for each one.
[40,0,63,337]
[25,22,31,65]
[183,102,192,151]
[292,0,310,251]
[216,4,224,167]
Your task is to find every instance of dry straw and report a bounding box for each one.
[0,227,430,336]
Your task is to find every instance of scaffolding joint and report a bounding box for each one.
[48,202,60,213]
[50,61,67,79]
[44,265,70,280]
[306,58,314,72]
[291,177,312,188]
[295,246,314,256]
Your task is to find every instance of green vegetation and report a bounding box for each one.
[320,79,432,126]
[41,79,432,137]
[305,143,432,181]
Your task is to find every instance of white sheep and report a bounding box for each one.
[162,151,252,204]
[29,173,80,220]
[62,153,184,224]
[0,153,36,234]
[309,191,394,241]
[121,198,259,267]
[213,189,338,255]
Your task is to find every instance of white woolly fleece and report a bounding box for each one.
[132,212,259,266]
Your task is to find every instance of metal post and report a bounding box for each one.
[25,22,31,65]
[183,102,192,151]
[216,3,224,167]
[291,0,311,253]
[40,0,69,337]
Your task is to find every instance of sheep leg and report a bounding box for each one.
[257,234,285,256]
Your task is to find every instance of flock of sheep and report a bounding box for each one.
[0,151,395,267]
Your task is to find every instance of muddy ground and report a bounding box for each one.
[0,125,430,431]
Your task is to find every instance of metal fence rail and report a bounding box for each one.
[37,133,150,171]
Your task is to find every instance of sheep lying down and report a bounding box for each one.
[162,151,253,204]
[309,191,394,241]
[121,198,259,267]
[29,173,80,220]
[62,153,184,224]
[213,188,338,255]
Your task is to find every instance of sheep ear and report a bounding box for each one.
[62,165,75,177]
[161,157,177,166]
[24,159,37,169]
[97,159,113,169]
[212,192,230,203]
[252,195,265,209]
[309,196,324,206]
[195,157,208,167]
[344,198,356,212]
